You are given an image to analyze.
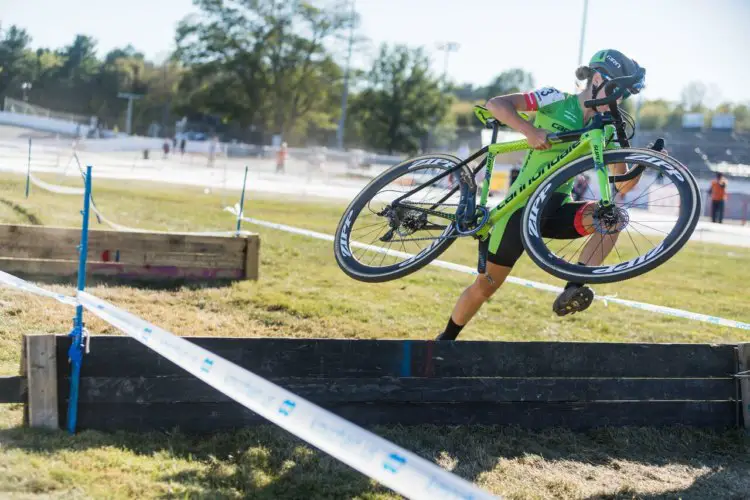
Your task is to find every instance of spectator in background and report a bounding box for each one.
[709,172,728,223]
[276,142,288,173]
[180,137,187,156]
[572,174,590,202]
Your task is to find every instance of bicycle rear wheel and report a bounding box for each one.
[521,148,700,284]
[334,154,473,282]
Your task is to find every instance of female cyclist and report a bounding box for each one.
[436,49,646,341]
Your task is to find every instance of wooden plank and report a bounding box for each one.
[63,376,737,404]
[0,224,247,259]
[243,235,260,280]
[0,259,244,282]
[57,336,737,379]
[738,344,750,429]
[0,376,26,403]
[69,401,737,432]
[25,335,59,429]
[0,238,243,266]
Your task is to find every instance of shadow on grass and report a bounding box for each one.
[1,421,748,499]
[0,422,389,499]
[6,272,236,292]
[0,198,42,225]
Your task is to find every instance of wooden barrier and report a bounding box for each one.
[0,224,259,285]
[1,335,748,432]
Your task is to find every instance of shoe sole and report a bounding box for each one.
[554,287,594,317]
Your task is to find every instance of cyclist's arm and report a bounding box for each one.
[485,94,539,137]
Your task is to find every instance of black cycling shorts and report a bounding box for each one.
[488,192,595,268]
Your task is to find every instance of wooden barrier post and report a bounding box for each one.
[738,343,750,430]
[244,236,260,280]
[0,224,259,285]
[25,335,59,429]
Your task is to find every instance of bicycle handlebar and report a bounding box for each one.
[583,68,645,109]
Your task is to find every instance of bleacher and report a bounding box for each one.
[637,128,750,180]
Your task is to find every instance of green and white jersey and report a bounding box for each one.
[517,87,618,199]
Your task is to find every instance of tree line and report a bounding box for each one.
[0,1,747,155]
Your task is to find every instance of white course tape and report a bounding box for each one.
[0,270,77,306]
[78,291,496,500]
[29,172,254,237]
[226,210,750,331]
[29,172,86,195]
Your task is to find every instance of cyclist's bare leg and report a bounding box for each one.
[436,262,512,340]
[554,207,622,316]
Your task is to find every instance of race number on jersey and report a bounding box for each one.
[523,87,565,111]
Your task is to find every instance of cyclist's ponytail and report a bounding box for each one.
[576,65,594,87]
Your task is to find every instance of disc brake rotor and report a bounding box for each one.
[377,205,429,242]
[592,204,630,235]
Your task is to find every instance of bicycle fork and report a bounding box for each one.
[584,128,614,207]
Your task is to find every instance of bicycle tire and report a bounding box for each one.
[334,154,471,283]
[521,148,701,284]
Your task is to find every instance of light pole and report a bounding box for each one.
[430,42,460,151]
[336,0,356,151]
[436,41,460,88]
[117,92,143,135]
[577,0,589,67]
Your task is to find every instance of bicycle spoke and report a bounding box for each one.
[626,222,658,249]
[571,232,596,265]
[629,219,670,235]
[608,232,623,262]
[624,226,642,256]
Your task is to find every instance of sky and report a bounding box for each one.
[1,0,749,104]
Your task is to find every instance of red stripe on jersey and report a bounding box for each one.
[524,92,538,111]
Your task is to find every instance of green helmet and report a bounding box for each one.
[589,49,645,99]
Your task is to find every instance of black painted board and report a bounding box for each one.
[0,376,26,403]
[63,376,737,404]
[55,336,738,379]
[68,401,737,432]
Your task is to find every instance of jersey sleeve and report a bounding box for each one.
[522,87,566,111]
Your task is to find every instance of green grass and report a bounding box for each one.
[0,172,749,499]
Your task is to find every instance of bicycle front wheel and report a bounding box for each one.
[521,148,701,284]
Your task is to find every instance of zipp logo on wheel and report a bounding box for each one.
[409,158,458,169]
[624,154,685,182]
[339,210,354,258]
[592,241,665,274]
[528,184,552,238]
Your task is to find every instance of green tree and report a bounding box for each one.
[349,44,448,154]
[637,99,672,130]
[484,69,534,99]
[0,25,33,100]
[680,81,707,112]
[174,0,353,142]
[734,104,750,131]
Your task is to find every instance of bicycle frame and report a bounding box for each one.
[391,112,619,241]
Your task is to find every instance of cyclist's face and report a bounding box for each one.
[591,73,624,111]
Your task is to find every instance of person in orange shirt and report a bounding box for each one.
[276,142,288,174]
[709,172,728,223]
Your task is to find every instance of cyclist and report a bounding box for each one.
[437,49,646,341]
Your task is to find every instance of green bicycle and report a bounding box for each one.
[334,71,701,284]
